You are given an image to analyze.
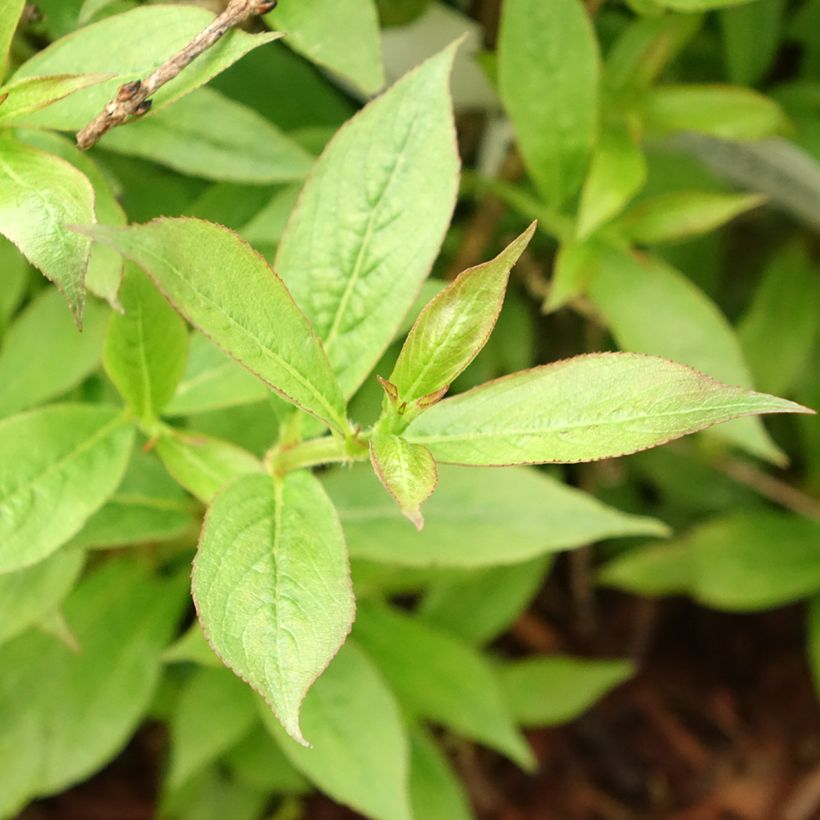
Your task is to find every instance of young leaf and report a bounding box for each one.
[165,332,268,417]
[403,353,809,466]
[276,44,460,397]
[577,124,646,239]
[104,265,188,423]
[499,657,635,726]
[388,223,536,409]
[543,238,604,314]
[586,247,788,463]
[409,725,474,820]
[326,463,667,567]
[85,219,349,435]
[354,601,535,770]
[617,190,765,244]
[0,404,134,572]
[193,471,354,745]
[0,74,111,124]
[168,667,257,788]
[721,0,784,85]
[645,85,788,140]
[0,137,95,322]
[0,288,107,419]
[99,88,314,185]
[598,542,693,597]
[9,5,281,130]
[0,548,84,647]
[265,0,384,96]
[156,429,263,504]
[370,434,438,530]
[0,558,186,813]
[498,0,599,207]
[260,642,412,820]
[0,0,24,82]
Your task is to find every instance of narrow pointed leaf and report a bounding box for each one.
[355,602,535,770]
[326,463,667,567]
[0,74,111,124]
[276,45,460,397]
[156,429,263,504]
[104,266,188,422]
[544,238,603,314]
[370,435,438,530]
[390,223,535,406]
[0,137,94,322]
[193,471,354,745]
[0,404,134,572]
[404,353,810,466]
[498,0,599,207]
[260,643,412,820]
[0,0,24,81]
[86,220,348,434]
[409,726,474,820]
[10,5,282,129]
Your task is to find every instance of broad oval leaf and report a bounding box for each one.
[276,44,460,397]
[370,434,438,530]
[260,642,412,820]
[0,288,107,419]
[104,265,188,423]
[265,0,384,96]
[498,0,599,208]
[0,404,134,572]
[10,5,281,129]
[0,137,94,322]
[86,219,348,434]
[99,88,314,185]
[193,471,354,745]
[389,223,535,408]
[325,463,667,567]
[354,602,535,770]
[403,353,809,466]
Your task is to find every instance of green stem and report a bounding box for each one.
[266,433,370,476]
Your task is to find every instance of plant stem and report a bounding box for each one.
[75,0,276,149]
[267,434,370,476]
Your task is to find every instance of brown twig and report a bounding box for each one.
[75,0,275,150]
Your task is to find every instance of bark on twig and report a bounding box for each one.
[75,0,275,150]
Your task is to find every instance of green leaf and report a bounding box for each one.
[586,246,789,462]
[104,265,188,423]
[276,44,459,397]
[419,557,551,645]
[617,190,765,244]
[409,725,474,820]
[0,404,134,572]
[162,623,222,669]
[86,219,348,434]
[0,548,84,647]
[239,183,301,249]
[18,130,126,310]
[224,725,309,794]
[598,542,693,597]
[10,5,282,130]
[388,223,535,410]
[0,0,24,81]
[577,124,646,239]
[544,238,603,313]
[156,429,262,504]
[193,471,354,745]
[0,137,95,322]
[68,449,194,551]
[652,0,749,11]
[326,463,667,567]
[370,435,438,530]
[499,656,634,726]
[403,352,806,466]
[0,73,111,124]
[355,602,535,770]
[0,558,185,815]
[498,0,599,207]
[265,0,384,96]
[721,0,784,85]
[100,88,314,185]
[261,642,412,820]
[0,288,107,418]
[738,244,820,396]
[645,85,788,140]
[0,237,29,332]
[168,667,257,788]
[161,767,268,820]
[165,332,269,417]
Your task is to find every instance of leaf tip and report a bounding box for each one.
[402,506,425,531]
